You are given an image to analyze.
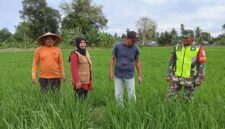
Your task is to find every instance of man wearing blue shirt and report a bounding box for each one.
[109,31,142,104]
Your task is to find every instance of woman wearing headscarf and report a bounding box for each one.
[69,37,92,99]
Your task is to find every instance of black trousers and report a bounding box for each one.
[39,78,61,93]
[75,88,88,99]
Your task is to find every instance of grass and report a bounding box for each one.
[0,47,225,129]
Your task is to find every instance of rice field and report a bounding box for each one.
[0,47,225,129]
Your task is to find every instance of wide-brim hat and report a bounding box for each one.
[37,32,62,46]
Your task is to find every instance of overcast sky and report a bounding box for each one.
[0,0,224,37]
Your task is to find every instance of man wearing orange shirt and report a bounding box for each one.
[32,32,65,93]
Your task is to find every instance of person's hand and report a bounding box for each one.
[195,81,202,86]
[165,76,171,82]
[61,77,66,82]
[76,82,82,90]
[109,73,114,81]
[138,76,142,85]
[195,76,204,86]
[195,79,203,86]
[32,78,37,84]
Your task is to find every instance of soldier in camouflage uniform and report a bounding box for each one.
[165,30,207,101]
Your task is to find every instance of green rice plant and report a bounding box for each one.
[0,47,224,129]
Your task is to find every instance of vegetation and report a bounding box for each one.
[19,0,61,40]
[0,0,224,48]
[0,47,225,129]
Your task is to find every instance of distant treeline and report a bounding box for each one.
[0,0,225,48]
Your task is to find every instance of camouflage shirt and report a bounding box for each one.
[166,44,206,85]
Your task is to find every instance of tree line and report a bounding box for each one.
[0,0,225,48]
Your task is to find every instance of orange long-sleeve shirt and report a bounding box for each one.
[32,46,65,79]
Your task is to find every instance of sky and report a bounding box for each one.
[0,0,224,37]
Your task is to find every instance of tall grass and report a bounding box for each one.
[0,47,224,129]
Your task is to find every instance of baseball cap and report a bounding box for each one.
[127,31,138,41]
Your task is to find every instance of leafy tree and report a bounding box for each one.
[201,32,211,43]
[212,34,225,45]
[121,33,126,39]
[85,29,100,47]
[157,32,165,46]
[61,28,83,45]
[136,17,157,45]
[164,31,172,45]
[195,27,202,44]
[61,0,108,34]
[171,28,178,45]
[98,32,115,48]
[14,22,30,42]
[157,29,179,46]
[0,28,12,42]
[19,0,61,40]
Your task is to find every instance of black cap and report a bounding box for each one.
[127,31,138,41]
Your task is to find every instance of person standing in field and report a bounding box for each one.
[32,32,65,93]
[165,30,207,102]
[109,31,142,105]
[69,37,92,99]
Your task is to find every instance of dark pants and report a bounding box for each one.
[39,78,61,93]
[75,88,88,99]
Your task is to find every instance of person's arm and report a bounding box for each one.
[165,46,176,81]
[70,53,81,89]
[109,44,117,81]
[58,49,65,82]
[135,58,142,83]
[195,62,206,85]
[134,48,142,83]
[32,49,39,84]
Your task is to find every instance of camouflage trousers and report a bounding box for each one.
[167,76,196,101]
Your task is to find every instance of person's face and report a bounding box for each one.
[182,37,193,45]
[126,38,135,46]
[44,36,55,47]
[79,40,86,49]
